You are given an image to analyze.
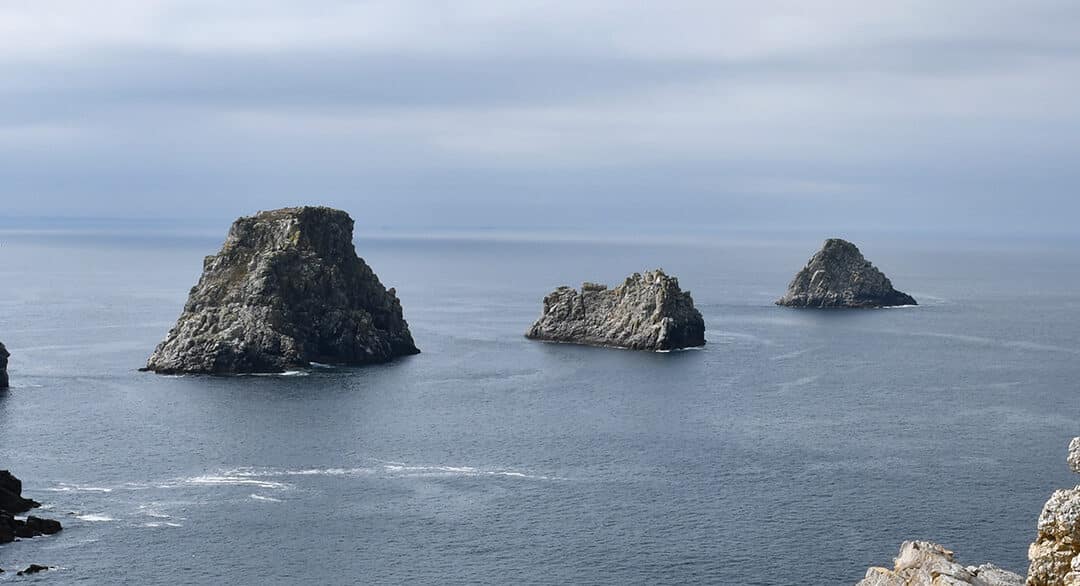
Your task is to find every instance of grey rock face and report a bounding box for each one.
[145,206,419,374]
[525,269,705,351]
[0,341,7,388]
[777,238,916,308]
[856,541,1023,586]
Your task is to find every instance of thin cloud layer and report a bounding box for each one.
[2,1,1079,233]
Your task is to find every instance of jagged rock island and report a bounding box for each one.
[525,269,705,351]
[0,341,8,388]
[856,437,1080,585]
[1,470,62,544]
[144,206,419,374]
[777,238,916,308]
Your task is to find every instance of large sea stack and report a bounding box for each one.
[525,269,705,351]
[144,206,419,374]
[0,341,8,388]
[777,238,916,308]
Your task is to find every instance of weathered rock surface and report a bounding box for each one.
[1027,437,1080,586]
[525,269,705,351]
[1067,438,1080,476]
[0,470,61,545]
[0,341,8,388]
[144,206,419,374]
[777,238,916,308]
[857,541,1023,586]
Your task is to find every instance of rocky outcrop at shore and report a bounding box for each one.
[525,269,705,351]
[777,238,916,308]
[857,438,1080,585]
[856,541,1023,585]
[0,341,8,388]
[144,206,419,374]
[0,470,62,544]
[1027,438,1080,586]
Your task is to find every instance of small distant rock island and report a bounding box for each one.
[144,206,419,374]
[0,341,8,388]
[777,238,916,308]
[525,269,705,351]
[1,470,62,544]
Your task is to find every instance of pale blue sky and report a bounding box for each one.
[2,1,1079,234]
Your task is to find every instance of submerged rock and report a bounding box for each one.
[857,541,1023,585]
[144,206,419,374]
[0,341,8,388]
[17,564,52,576]
[525,269,705,351]
[777,238,916,308]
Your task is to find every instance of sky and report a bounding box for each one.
[2,1,1079,234]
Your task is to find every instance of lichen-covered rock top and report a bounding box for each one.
[857,541,1023,586]
[777,238,917,308]
[525,269,705,351]
[144,206,419,374]
[0,341,8,388]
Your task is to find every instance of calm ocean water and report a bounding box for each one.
[1,226,1079,584]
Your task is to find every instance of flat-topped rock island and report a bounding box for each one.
[525,269,705,351]
[144,206,419,374]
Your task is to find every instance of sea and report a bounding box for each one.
[1,222,1078,584]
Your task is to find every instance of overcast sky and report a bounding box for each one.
[2,1,1079,234]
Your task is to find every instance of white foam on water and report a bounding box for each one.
[143,522,183,528]
[47,484,113,493]
[381,464,553,481]
[772,347,817,361]
[75,513,115,522]
[224,466,374,478]
[655,345,705,353]
[248,370,309,377]
[137,504,173,519]
[250,494,282,502]
[186,475,289,490]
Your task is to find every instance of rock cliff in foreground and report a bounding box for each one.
[777,238,916,308]
[856,541,1022,585]
[1,470,62,544]
[525,269,705,351]
[0,341,8,388]
[856,438,1080,585]
[145,206,419,374]
[1027,437,1080,586]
